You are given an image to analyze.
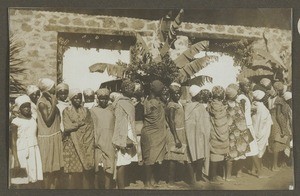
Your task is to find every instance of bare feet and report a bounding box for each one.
[144,183,155,189]
[236,171,244,178]
[225,178,236,182]
[257,175,270,179]
[272,167,280,172]
[210,176,224,184]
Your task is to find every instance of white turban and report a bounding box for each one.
[260,78,271,87]
[56,83,69,92]
[26,85,39,95]
[83,88,95,96]
[283,92,292,101]
[38,78,55,92]
[189,85,201,97]
[170,82,181,88]
[15,95,31,110]
[253,90,265,101]
[69,88,82,100]
[283,85,288,93]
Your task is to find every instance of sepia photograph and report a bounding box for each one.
[8,8,294,190]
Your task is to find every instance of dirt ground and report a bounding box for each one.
[126,166,294,190]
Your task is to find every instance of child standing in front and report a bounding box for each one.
[90,88,116,189]
[10,95,43,187]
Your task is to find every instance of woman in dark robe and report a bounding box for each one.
[207,86,230,182]
[62,89,95,189]
[268,82,292,171]
[141,80,167,188]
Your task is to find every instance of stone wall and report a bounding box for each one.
[9,9,292,87]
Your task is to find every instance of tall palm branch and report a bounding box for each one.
[173,41,217,86]
[9,34,27,94]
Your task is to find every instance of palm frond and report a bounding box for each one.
[251,49,286,70]
[9,33,27,93]
[89,63,125,78]
[237,68,273,80]
[177,55,218,83]
[182,75,213,87]
[174,41,209,68]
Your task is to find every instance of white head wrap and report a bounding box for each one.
[38,78,55,92]
[69,88,82,100]
[189,85,201,97]
[56,83,69,92]
[253,90,265,101]
[283,85,288,94]
[83,88,95,96]
[26,85,39,95]
[170,82,181,88]
[283,92,292,101]
[15,95,31,110]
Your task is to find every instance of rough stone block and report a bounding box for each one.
[236,27,244,34]
[86,20,99,27]
[9,9,16,16]
[49,18,57,24]
[196,26,206,32]
[215,25,226,32]
[228,27,235,34]
[18,10,33,15]
[32,61,43,68]
[185,23,193,30]
[35,13,44,19]
[131,20,145,30]
[28,50,39,57]
[59,17,70,25]
[254,31,261,36]
[23,17,31,22]
[73,18,84,26]
[147,22,156,31]
[119,22,128,29]
[21,23,33,32]
[103,18,117,28]
[50,43,57,50]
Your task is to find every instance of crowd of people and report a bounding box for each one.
[9,76,293,189]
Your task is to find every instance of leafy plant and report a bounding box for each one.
[9,34,27,94]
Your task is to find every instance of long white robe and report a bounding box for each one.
[252,101,273,158]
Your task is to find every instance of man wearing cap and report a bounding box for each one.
[36,78,63,189]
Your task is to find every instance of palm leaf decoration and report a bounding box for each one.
[174,41,217,85]
[174,41,209,68]
[251,49,286,71]
[237,68,273,80]
[89,62,125,78]
[9,34,27,94]
[182,75,213,86]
